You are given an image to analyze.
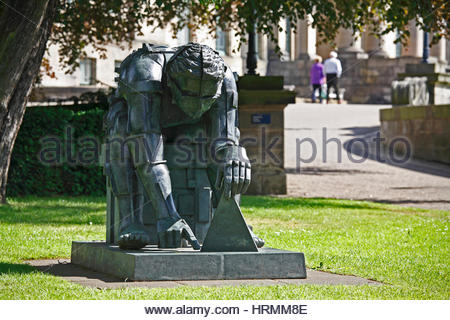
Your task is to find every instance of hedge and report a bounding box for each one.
[7,105,107,197]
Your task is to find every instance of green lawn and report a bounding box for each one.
[0,196,448,299]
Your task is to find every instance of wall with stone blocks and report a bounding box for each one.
[267,58,315,98]
[268,56,422,104]
[238,104,287,195]
[380,105,450,164]
[237,75,296,195]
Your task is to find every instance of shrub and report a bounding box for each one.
[7,105,106,197]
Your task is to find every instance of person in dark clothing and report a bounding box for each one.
[323,51,342,104]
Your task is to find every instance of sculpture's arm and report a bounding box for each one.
[118,50,200,249]
[209,68,251,198]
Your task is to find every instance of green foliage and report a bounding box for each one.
[7,106,106,197]
[0,196,448,299]
[52,0,449,71]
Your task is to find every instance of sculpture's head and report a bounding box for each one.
[166,43,225,119]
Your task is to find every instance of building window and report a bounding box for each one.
[80,58,96,85]
[216,27,227,55]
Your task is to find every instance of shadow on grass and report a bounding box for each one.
[0,262,36,276]
[0,200,105,225]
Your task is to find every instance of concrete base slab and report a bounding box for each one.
[26,259,382,289]
[71,241,307,281]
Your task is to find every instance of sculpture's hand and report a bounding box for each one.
[158,218,201,250]
[215,145,251,199]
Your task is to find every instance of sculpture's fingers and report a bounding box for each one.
[223,161,233,199]
[231,160,239,197]
[182,226,201,250]
[215,166,224,190]
[242,163,251,193]
[237,161,245,194]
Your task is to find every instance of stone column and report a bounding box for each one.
[363,31,393,58]
[267,24,280,61]
[401,20,423,57]
[447,40,450,63]
[277,19,289,60]
[295,16,317,60]
[430,37,447,62]
[266,24,283,78]
[255,33,269,75]
[257,33,268,60]
[336,27,368,59]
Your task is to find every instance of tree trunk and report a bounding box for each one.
[0,0,57,203]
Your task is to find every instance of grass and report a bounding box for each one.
[0,196,448,299]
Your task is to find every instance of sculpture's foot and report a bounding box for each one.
[253,234,265,248]
[248,225,265,248]
[118,224,150,250]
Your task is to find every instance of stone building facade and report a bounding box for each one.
[37,18,448,104]
[267,19,449,103]
[36,23,267,103]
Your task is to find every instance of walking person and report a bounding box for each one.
[309,56,325,103]
[323,51,342,104]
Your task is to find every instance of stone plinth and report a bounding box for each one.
[238,75,296,195]
[71,241,307,281]
[398,63,450,105]
[391,77,429,106]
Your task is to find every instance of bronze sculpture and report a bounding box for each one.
[104,43,264,250]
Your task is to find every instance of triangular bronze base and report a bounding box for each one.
[201,196,258,252]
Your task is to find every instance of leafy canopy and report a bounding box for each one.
[52,0,449,71]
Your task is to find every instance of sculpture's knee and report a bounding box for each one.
[140,163,170,196]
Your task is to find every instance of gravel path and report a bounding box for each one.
[284,103,450,211]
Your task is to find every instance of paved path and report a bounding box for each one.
[284,103,450,210]
[27,259,381,288]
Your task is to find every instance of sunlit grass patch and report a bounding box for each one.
[0,196,448,299]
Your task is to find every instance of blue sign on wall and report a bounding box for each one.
[251,113,271,124]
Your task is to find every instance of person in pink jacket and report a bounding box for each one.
[310,56,325,103]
